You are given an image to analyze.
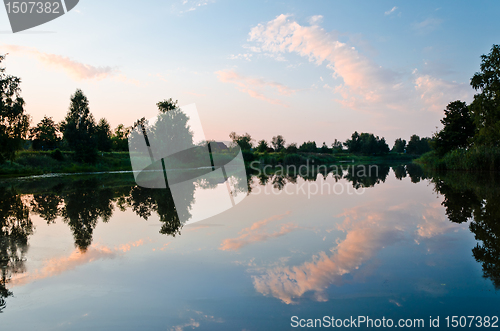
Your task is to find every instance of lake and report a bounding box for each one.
[1,164,500,330]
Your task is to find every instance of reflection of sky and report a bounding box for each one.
[3,172,500,330]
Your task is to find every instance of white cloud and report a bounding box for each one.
[385,6,398,15]
[1,44,118,81]
[247,14,472,114]
[215,69,296,107]
[413,18,443,34]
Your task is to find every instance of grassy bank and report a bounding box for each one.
[0,150,416,178]
[415,146,500,171]
[0,150,132,177]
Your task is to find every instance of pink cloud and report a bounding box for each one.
[220,211,295,251]
[215,69,295,107]
[247,15,472,113]
[1,44,118,81]
[253,211,403,304]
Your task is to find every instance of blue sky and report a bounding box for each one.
[1,0,499,146]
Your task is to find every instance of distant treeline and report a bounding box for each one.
[229,131,432,157]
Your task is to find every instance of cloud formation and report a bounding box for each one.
[1,44,118,80]
[247,15,471,113]
[252,197,465,304]
[220,211,296,251]
[215,69,295,107]
[252,210,403,304]
[385,6,398,15]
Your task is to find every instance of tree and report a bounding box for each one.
[392,138,406,153]
[30,116,60,151]
[331,139,343,153]
[470,44,500,146]
[344,132,389,155]
[433,101,475,156]
[286,143,298,154]
[256,139,269,153]
[61,89,97,163]
[271,135,286,152]
[95,118,112,152]
[229,132,253,151]
[112,124,131,151]
[320,142,331,154]
[0,55,30,163]
[299,141,317,153]
[157,98,178,113]
[406,134,432,155]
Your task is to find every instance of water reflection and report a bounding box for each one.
[432,171,500,289]
[0,187,33,312]
[0,164,499,315]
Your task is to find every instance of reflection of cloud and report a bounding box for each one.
[1,44,118,80]
[416,202,460,238]
[10,245,116,287]
[118,239,146,252]
[252,198,469,303]
[253,211,403,304]
[220,211,295,251]
[215,69,295,107]
[10,238,150,288]
[171,318,200,331]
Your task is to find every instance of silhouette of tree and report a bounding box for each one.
[30,194,62,224]
[271,135,286,152]
[95,118,112,152]
[61,89,97,163]
[392,138,406,153]
[256,140,269,153]
[432,172,500,289]
[470,44,500,146]
[30,116,61,151]
[0,55,30,163]
[60,179,114,251]
[0,187,33,312]
[434,101,475,156]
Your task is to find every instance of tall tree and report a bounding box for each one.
[433,101,475,156]
[271,135,286,152]
[229,132,253,151]
[112,124,131,151]
[95,118,112,152]
[392,138,406,153]
[470,44,500,146]
[61,89,97,163]
[0,55,30,163]
[30,116,60,151]
[256,139,269,153]
[406,134,432,155]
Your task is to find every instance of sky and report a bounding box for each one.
[0,0,499,147]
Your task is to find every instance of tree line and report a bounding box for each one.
[229,131,432,156]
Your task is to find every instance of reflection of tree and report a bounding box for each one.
[30,194,62,224]
[127,185,190,237]
[432,172,500,289]
[344,165,390,189]
[60,179,115,252]
[0,187,33,312]
[393,165,407,180]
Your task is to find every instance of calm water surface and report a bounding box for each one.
[1,165,500,330]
